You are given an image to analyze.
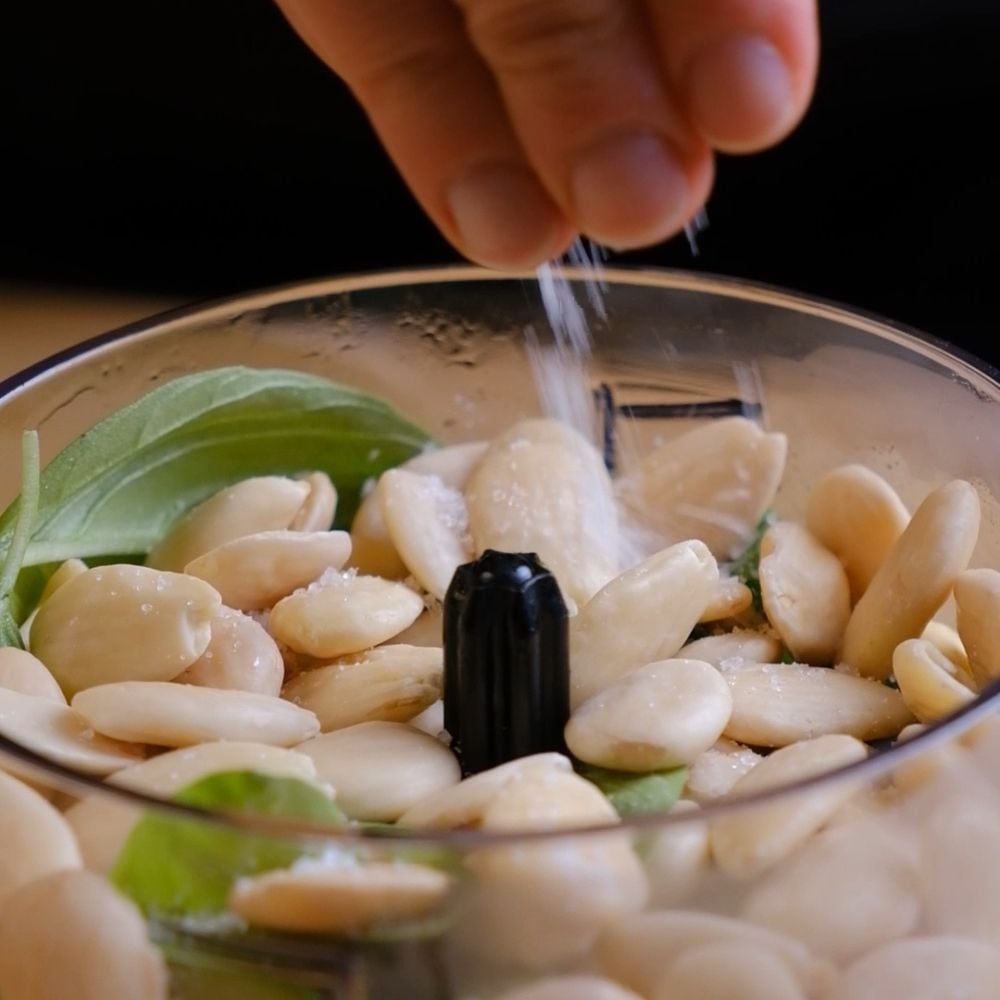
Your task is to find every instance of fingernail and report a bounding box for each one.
[447,163,567,269]
[685,34,795,151]
[570,132,689,250]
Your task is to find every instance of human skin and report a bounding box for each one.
[274,0,818,269]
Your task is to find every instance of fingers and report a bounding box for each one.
[273,0,574,268]
[457,0,714,250]
[274,0,818,267]
[649,0,820,153]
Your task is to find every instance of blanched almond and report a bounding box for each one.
[741,817,920,963]
[685,738,762,803]
[0,687,143,775]
[0,647,65,703]
[618,416,787,560]
[408,699,445,739]
[570,541,718,707]
[955,568,1000,689]
[722,661,914,746]
[0,871,168,1000]
[147,476,309,571]
[919,790,1000,942]
[406,440,490,484]
[892,638,975,723]
[0,771,81,903]
[37,558,88,605]
[566,658,732,770]
[462,830,646,969]
[391,603,443,647]
[398,752,572,830]
[759,522,851,665]
[72,682,320,747]
[229,861,451,934]
[644,801,710,908]
[829,937,1000,1000]
[805,464,909,603]
[63,797,139,876]
[349,486,408,579]
[349,442,487,579]
[295,721,459,821]
[447,768,646,967]
[653,942,806,1000]
[598,911,831,1000]
[699,576,753,622]
[30,564,221,696]
[840,480,980,680]
[185,530,351,610]
[922,620,975,688]
[377,468,472,601]
[466,418,618,606]
[282,645,441,732]
[480,768,619,831]
[289,472,337,532]
[677,630,783,669]
[269,572,423,658]
[176,607,284,696]
[709,734,868,877]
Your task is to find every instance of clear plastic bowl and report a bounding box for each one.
[1,266,999,999]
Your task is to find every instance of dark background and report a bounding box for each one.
[3,1,997,365]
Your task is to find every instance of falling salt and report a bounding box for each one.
[683,206,710,255]
[529,237,604,443]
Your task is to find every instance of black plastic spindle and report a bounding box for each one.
[443,550,570,777]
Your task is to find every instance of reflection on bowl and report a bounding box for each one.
[0,267,999,999]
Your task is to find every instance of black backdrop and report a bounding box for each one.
[3,1,997,365]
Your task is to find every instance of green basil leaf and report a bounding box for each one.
[578,763,688,817]
[112,770,347,919]
[0,607,21,649]
[0,367,432,628]
[727,510,777,615]
[0,432,40,648]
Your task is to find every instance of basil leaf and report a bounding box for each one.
[0,367,432,627]
[0,608,22,649]
[0,432,40,648]
[578,763,688,817]
[727,510,777,615]
[112,770,347,919]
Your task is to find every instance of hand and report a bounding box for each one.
[274,0,818,268]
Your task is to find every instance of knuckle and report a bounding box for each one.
[352,39,464,107]
[460,0,625,78]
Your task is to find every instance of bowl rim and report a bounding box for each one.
[1,263,998,844]
[2,264,997,400]
[2,689,997,845]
